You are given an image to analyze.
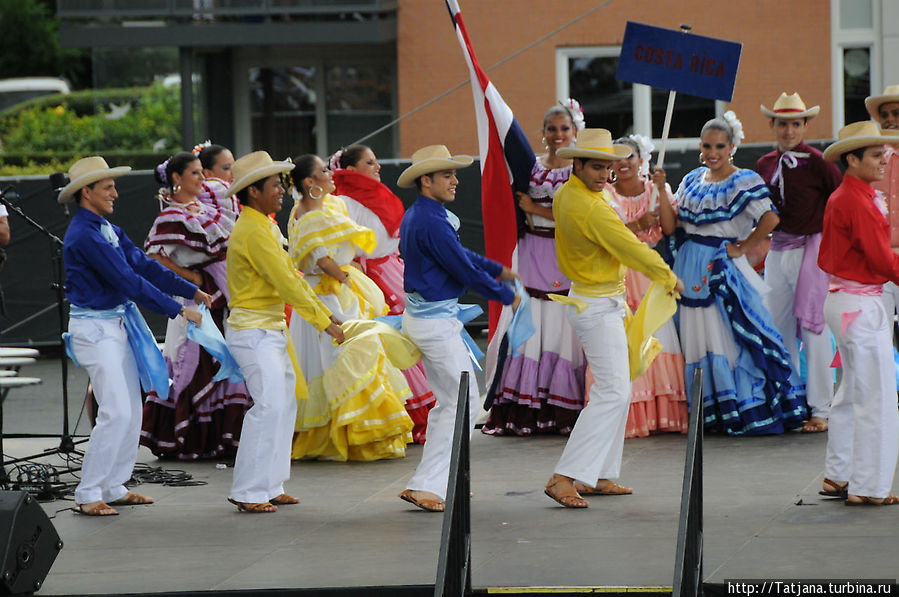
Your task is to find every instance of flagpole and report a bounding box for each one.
[649,24,691,212]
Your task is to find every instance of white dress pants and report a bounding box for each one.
[764,247,834,419]
[227,328,297,503]
[71,317,143,505]
[824,292,899,498]
[554,294,631,484]
[403,313,479,501]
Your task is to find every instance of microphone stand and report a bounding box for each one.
[0,184,85,480]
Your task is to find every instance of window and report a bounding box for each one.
[556,46,719,145]
[239,53,396,160]
[830,0,881,132]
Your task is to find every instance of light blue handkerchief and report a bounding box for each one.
[186,304,245,383]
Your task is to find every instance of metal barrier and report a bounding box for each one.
[673,368,704,597]
[434,371,472,597]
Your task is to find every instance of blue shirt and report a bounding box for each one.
[63,207,198,318]
[400,194,514,305]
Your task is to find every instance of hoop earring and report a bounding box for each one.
[608,171,618,184]
[728,155,735,164]
[698,155,706,166]
[309,184,324,201]
[172,183,182,195]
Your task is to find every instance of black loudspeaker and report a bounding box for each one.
[0,492,63,595]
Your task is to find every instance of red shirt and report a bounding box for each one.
[756,142,843,236]
[818,173,899,284]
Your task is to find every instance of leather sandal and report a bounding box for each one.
[108,492,154,506]
[819,478,848,498]
[845,494,899,506]
[228,497,277,513]
[801,417,828,433]
[398,489,445,512]
[74,501,118,516]
[574,479,633,496]
[269,494,299,505]
[544,474,588,508]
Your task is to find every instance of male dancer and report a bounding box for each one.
[543,130,683,508]
[396,145,520,512]
[756,92,842,433]
[866,85,899,316]
[60,156,210,516]
[224,151,343,513]
[818,121,899,505]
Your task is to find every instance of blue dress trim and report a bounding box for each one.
[677,168,776,227]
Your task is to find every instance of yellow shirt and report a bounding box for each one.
[227,206,332,332]
[553,174,677,294]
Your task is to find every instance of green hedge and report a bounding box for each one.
[0,83,181,176]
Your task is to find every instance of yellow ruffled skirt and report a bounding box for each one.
[288,271,416,461]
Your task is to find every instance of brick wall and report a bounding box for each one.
[397,0,833,157]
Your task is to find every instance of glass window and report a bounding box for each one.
[840,0,872,29]
[567,55,634,135]
[651,90,716,139]
[248,65,317,159]
[325,63,394,158]
[842,47,871,124]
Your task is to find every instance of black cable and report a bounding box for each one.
[129,462,207,487]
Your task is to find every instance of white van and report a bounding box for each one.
[0,77,71,112]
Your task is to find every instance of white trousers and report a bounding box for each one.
[403,313,479,501]
[227,328,297,503]
[71,317,142,505]
[880,281,899,321]
[554,295,631,484]
[824,292,899,498]
[764,247,834,419]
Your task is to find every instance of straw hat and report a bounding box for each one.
[57,156,131,204]
[396,145,474,188]
[555,129,631,160]
[865,85,899,120]
[822,121,899,162]
[760,92,820,120]
[225,151,294,198]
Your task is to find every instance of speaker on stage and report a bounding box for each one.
[0,492,63,595]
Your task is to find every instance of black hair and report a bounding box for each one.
[338,145,371,170]
[75,180,99,204]
[839,146,869,169]
[234,178,268,206]
[289,154,321,196]
[543,104,575,130]
[413,172,435,192]
[198,144,229,171]
[155,151,199,189]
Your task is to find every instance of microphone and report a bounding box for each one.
[0,185,19,202]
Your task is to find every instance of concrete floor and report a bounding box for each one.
[2,356,898,595]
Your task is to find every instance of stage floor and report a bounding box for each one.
[3,357,898,595]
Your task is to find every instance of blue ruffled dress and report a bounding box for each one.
[673,167,807,435]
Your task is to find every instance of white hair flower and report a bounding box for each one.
[561,98,586,132]
[722,110,744,155]
[627,134,655,177]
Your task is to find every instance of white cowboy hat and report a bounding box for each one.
[225,151,295,197]
[822,121,899,162]
[865,85,899,121]
[57,156,131,204]
[396,145,474,189]
[760,92,820,120]
[555,128,631,160]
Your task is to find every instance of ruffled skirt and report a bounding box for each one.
[289,273,413,461]
[482,235,586,436]
[674,238,807,435]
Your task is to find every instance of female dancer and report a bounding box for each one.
[195,142,239,223]
[141,151,251,459]
[331,144,435,443]
[657,112,806,435]
[287,154,414,461]
[483,99,586,436]
[600,135,688,437]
